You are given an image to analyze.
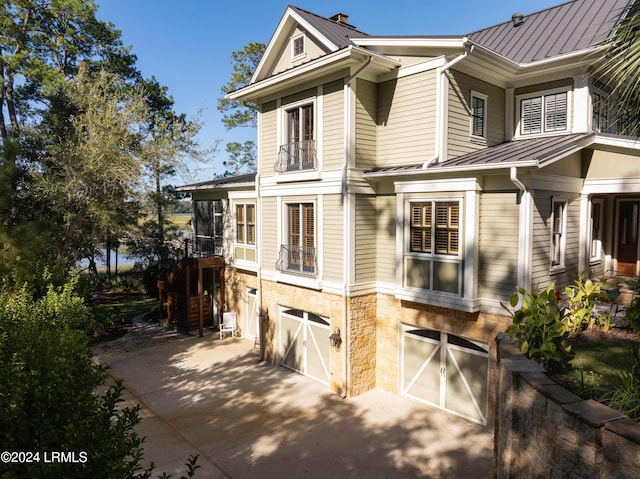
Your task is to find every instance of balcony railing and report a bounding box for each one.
[275,140,316,173]
[275,244,317,276]
[191,236,223,258]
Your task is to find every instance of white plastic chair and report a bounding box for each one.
[220,312,238,339]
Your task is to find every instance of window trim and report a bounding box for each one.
[291,33,306,61]
[403,197,464,298]
[470,91,488,140]
[277,199,317,278]
[276,97,318,177]
[550,198,568,272]
[516,87,571,137]
[235,203,256,247]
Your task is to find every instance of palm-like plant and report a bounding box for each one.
[593,2,640,136]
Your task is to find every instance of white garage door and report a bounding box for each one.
[401,326,489,425]
[280,309,330,385]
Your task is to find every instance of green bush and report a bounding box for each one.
[624,274,640,333]
[0,282,149,478]
[565,271,619,333]
[503,283,574,374]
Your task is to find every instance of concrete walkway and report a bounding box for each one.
[94,321,494,478]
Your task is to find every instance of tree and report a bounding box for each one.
[217,42,264,130]
[592,2,640,136]
[218,140,256,177]
[27,66,147,273]
[216,42,264,178]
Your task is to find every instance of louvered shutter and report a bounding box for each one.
[236,205,245,243]
[521,97,542,134]
[545,92,567,132]
[246,204,256,245]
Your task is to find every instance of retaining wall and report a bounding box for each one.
[495,336,640,478]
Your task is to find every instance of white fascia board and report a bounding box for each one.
[395,177,481,193]
[594,134,640,151]
[175,182,256,193]
[229,46,399,102]
[353,36,466,49]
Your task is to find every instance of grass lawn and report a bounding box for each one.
[90,293,158,327]
[554,330,640,420]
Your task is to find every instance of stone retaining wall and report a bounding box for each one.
[495,336,640,478]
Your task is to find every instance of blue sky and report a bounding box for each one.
[96,0,561,182]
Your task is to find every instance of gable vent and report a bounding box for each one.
[512,13,524,27]
[329,12,349,25]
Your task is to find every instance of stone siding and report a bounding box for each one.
[495,337,640,478]
[347,293,377,396]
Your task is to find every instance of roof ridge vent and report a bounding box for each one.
[512,12,524,27]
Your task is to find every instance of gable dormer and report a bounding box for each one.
[251,6,369,82]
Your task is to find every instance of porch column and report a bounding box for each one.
[578,193,590,273]
[219,267,225,317]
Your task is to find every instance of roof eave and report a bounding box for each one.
[228,46,400,102]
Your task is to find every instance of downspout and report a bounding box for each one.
[256,106,264,361]
[510,166,532,293]
[424,41,473,168]
[342,56,373,398]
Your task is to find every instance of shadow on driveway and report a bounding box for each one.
[95,329,494,478]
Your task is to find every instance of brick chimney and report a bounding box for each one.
[329,12,349,25]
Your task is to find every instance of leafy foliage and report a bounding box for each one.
[217,42,265,130]
[592,2,640,135]
[601,343,640,421]
[624,274,640,334]
[565,271,620,333]
[0,279,147,478]
[503,283,574,374]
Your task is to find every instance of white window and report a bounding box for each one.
[291,34,305,60]
[551,199,567,270]
[470,91,487,139]
[276,202,316,276]
[590,199,604,262]
[410,201,460,256]
[518,89,569,136]
[277,101,316,173]
[235,203,256,246]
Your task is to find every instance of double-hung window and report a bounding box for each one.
[470,91,487,139]
[277,202,316,276]
[235,203,256,263]
[551,199,567,270]
[519,89,568,136]
[406,200,462,295]
[277,102,316,173]
[236,204,256,246]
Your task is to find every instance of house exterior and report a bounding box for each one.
[178,0,640,428]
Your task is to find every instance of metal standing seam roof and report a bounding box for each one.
[288,5,370,48]
[467,0,633,64]
[363,133,595,175]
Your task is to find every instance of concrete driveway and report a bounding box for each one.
[94,321,493,478]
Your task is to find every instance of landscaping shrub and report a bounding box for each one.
[565,271,620,333]
[624,274,640,334]
[503,283,574,374]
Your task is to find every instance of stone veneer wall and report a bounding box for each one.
[347,293,377,396]
[376,292,512,430]
[495,337,640,478]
